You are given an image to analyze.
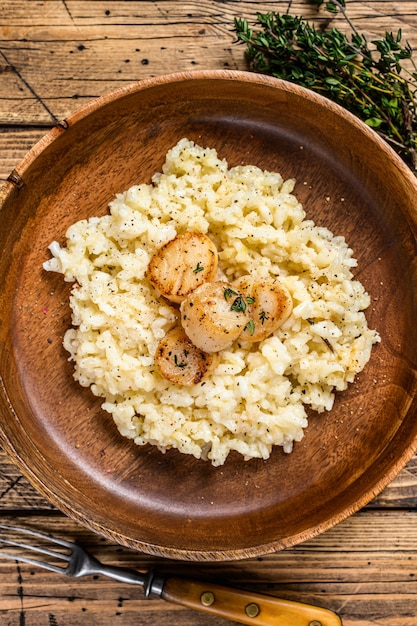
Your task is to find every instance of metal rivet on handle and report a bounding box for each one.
[7,171,24,189]
[200,591,215,606]
[245,602,260,618]
[309,621,322,626]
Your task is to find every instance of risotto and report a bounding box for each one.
[43,138,380,466]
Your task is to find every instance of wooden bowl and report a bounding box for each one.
[1,70,417,561]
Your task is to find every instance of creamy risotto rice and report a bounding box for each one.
[43,138,380,466]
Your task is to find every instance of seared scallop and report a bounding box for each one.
[233,275,293,342]
[147,232,218,303]
[180,281,250,352]
[154,326,217,385]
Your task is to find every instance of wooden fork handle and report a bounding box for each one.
[161,577,343,625]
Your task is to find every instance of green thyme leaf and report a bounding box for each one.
[224,287,238,300]
[193,261,205,274]
[233,1,417,170]
[259,310,269,325]
[231,295,247,313]
[245,319,255,335]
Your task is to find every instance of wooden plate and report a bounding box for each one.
[1,70,417,561]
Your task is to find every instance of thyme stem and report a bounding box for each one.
[234,1,417,170]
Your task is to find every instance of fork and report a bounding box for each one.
[0,524,342,625]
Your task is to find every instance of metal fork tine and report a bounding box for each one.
[0,550,68,574]
[0,535,71,563]
[0,524,75,550]
[0,524,148,587]
[0,524,75,574]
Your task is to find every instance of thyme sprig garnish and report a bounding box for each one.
[245,319,256,335]
[223,287,238,300]
[306,317,335,352]
[193,261,205,274]
[234,0,417,169]
[174,353,187,368]
[259,310,269,325]
[231,294,247,313]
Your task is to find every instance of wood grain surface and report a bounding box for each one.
[1,2,417,625]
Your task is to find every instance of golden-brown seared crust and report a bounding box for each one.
[233,275,293,342]
[154,326,217,385]
[147,232,218,303]
[180,281,250,353]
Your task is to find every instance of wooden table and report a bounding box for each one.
[1,2,417,624]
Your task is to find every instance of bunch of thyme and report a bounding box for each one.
[234,0,417,169]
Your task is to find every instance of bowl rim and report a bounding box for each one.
[3,69,417,197]
[2,69,417,561]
